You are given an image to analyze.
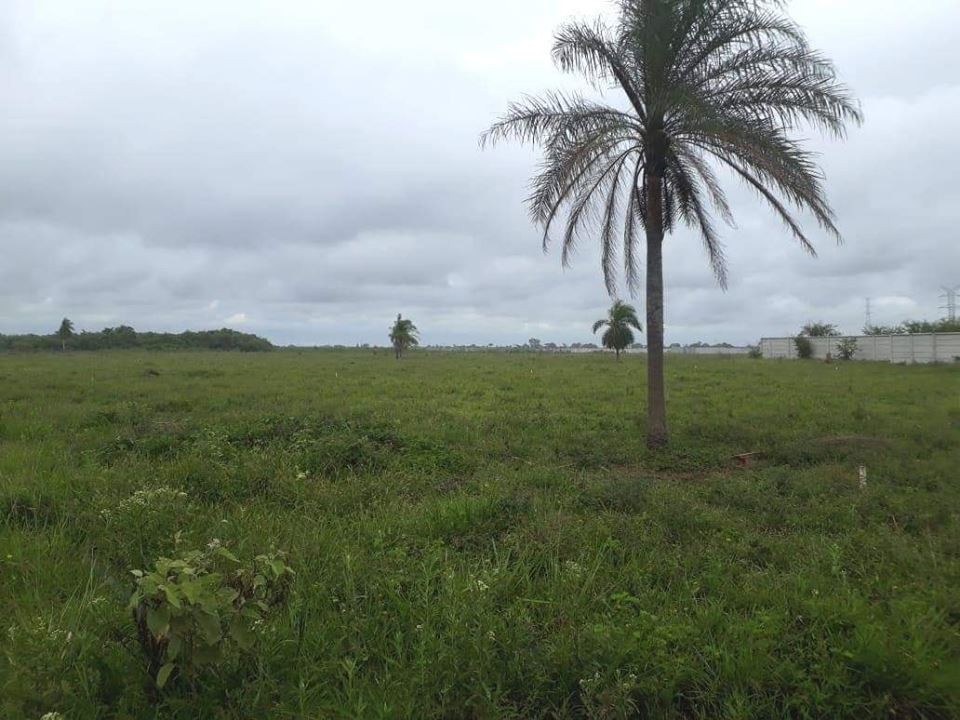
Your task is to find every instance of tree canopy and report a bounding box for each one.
[801,322,840,337]
[864,318,960,335]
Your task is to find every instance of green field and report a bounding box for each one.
[1,351,958,718]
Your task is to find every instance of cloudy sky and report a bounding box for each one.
[1,0,957,346]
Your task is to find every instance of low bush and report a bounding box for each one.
[794,335,814,359]
[129,541,293,693]
[836,337,858,360]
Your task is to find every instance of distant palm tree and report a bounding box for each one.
[57,318,74,352]
[482,0,861,447]
[593,300,642,360]
[389,314,419,359]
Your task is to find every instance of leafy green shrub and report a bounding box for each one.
[794,335,813,359]
[836,337,858,360]
[129,541,293,692]
[747,346,762,359]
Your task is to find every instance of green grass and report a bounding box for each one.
[1,350,958,719]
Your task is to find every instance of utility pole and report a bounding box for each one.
[864,297,872,329]
[940,286,958,321]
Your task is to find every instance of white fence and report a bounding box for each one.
[760,333,960,364]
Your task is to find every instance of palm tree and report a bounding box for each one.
[593,300,642,360]
[481,0,860,447]
[57,318,74,352]
[389,314,419,359]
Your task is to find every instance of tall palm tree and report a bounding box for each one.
[389,314,419,359]
[593,300,642,360]
[57,317,74,352]
[481,0,860,447]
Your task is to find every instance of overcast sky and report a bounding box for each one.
[1,0,958,346]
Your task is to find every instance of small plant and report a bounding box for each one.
[794,335,814,359]
[747,345,762,359]
[836,337,858,361]
[129,541,293,693]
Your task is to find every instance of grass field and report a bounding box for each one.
[1,350,958,719]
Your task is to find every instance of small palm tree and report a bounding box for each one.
[57,318,74,352]
[389,314,419,359]
[593,300,642,360]
[482,0,860,447]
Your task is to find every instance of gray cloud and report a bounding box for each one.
[0,0,957,346]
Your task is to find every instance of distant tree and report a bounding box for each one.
[801,322,839,337]
[527,338,542,351]
[863,324,904,335]
[2,326,273,353]
[482,0,860,448]
[389,314,419,359]
[864,318,960,335]
[57,318,74,351]
[592,300,642,360]
[902,318,960,334]
[794,335,814,359]
[933,318,960,333]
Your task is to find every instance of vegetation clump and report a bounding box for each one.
[864,318,960,334]
[0,325,273,352]
[794,335,814,359]
[129,542,293,692]
[801,322,840,337]
[836,337,858,360]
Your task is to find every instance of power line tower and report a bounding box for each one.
[940,285,958,321]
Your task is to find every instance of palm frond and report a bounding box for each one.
[552,21,648,121]
[481,0,860,296]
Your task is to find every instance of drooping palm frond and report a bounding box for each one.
[481,0,861,293]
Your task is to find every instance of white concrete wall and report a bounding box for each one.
[760,333,960,364]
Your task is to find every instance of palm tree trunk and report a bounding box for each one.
[645,172,668,448]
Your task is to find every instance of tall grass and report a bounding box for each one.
[1,350,958,718]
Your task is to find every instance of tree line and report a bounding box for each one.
[800,319,960,337]
[1,320,273,352]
